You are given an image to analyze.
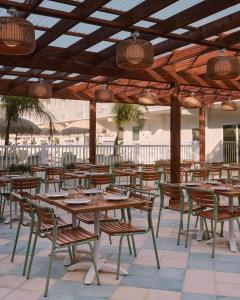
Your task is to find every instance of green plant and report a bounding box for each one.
[112,103,147,147]
[8,164,30,173]
[0,96,55,145]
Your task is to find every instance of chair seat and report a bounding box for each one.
[196,208,240,221]
[100,221,145,235]
[77,212,118,224]
[46,227,97,246]
[32,217,71,232]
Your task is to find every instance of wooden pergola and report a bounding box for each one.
[0,0,240,182]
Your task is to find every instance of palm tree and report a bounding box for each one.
[0,96,55,145]
[112,103,147,147]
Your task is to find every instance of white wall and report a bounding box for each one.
[207,106,240,162]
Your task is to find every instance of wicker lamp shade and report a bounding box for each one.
[29,79,52,99]
[116,32,153,69]
[207,56,239,80]
[0,8,35,55]
[183,93,201,108]
[95,86,114,102]
[221,98,237,111]
[139,90,158,105]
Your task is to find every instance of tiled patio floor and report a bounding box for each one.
[1,197,240,300]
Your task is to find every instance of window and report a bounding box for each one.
[132,126,140,141]
[192,128,199,141]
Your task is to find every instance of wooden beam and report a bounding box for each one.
[89,101,96,164]
[199,107,206,166]
[170,90,181,183]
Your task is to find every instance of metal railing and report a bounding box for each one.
[0,143,199,168]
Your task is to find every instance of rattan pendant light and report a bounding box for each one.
[0,8,35,55]
[116,31,154,69]
[95,85,114,102]
[221,97,237,111]
[183,92,201,108]
[139,89,158,105]
[207,50,239,80]
[28,79,52,99]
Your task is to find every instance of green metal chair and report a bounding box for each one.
[185,186,240,258]
[100,188,160,279]
[26,201,100,297]
[11,193,71,276]
[1,177,41,228]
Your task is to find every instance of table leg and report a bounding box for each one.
[197,217,205,241]
[228,196,237,252]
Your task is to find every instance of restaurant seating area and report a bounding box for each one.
[0,161,240,299]
[0,0,240,299]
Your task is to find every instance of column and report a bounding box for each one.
[199,107,205,166]
[89,101,96,164]
[170,92,181,183]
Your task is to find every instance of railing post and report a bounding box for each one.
[40,144,48,165]
[134,143,140,164]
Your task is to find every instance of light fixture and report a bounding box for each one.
[0,8,35,55]
[28,79,52,98]
[116,31,154,69]
[95,85,114,102]
[207,49,239,80]
[183,92,201,108]
[221,97,237,111]
[139,89,158,105]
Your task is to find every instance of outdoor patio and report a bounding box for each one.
[1,184,240,300]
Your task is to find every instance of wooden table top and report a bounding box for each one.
[0,175,36,183]
[36,193,145,214]
[183,182,240,197]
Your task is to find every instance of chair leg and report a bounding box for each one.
[126,236,132,255]
[23,226,33,276]
[68,246,73,264]
[108,235,112,244]
[44,244,55,297]
[10,200,12,229]
[212,220,217,258]
[156,198,164,237]
[88,242,100,285]
[26,232,38,279]
[220,221,224,237]
[194,216,199,228]
[177,213,183,246]
[150,218,160,269]
[236,219,240,232]
[203,219,210,240]
[11,219,22,262]
[185,212,191,248]
[210,220,214,238]
[131,236,137,257]
[116,236,124,280]
[71,245,76,263]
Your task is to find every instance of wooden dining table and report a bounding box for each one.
[184,182,240,252]
[36,192,145,284]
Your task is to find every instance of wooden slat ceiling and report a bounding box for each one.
[0,0,239,106]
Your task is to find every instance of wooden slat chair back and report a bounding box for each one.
[186,188,215,208]
[192,169,210,182]
[90,174,113,188]
[141,164,156,172]
[130,191,155,212]
[12,178,41,191]
[209,166,222,179]
[75,164,93,171]
[159,182,182,208]
[119,161,135,169]
[95,165,110,173]
[46,167,63,178]
[35,205,56,227]
[138,171,161,191]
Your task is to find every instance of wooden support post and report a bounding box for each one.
[170,92,181,183]
[89,101,96,165]
[199,107,206,166]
